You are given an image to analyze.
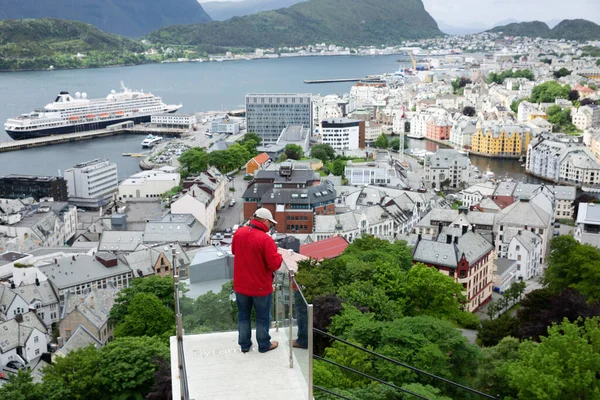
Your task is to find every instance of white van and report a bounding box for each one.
[232,224,240,233]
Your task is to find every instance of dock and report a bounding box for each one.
[304,77,383,84]
[0,127,190,154]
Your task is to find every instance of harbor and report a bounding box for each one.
[304,77,383,84]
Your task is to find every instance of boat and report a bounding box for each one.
[458,149,469,155]
[4,82,182,140]
[141,134,162,148]
[485,165,495,178]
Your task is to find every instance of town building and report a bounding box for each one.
[0,280,60,327]
[572,105,600,131]
[412,228,496,312]
[320,118,365,151]
[242,163,336,234]
[299,236,349,260]
[449,117,478,150]
[506,229,543,280]
[64,159,118,208]
[0,312,47,369]
[425,114,452,141]
[38,253,133,303]
[124,243,190,278]
[461,182,497,207]
[151,114,196,130]
[118,170,181,201]
[245,153,271,176]
[344,160,403,187]
[424,149,471,189]
[0,175,68,201]
[471,124,533,157]
[575,203,600,247]
[527,135,600,186]
[181,167,228,210]
[493,258,517,294]
[143,214,208,245]
[313,205,395,243]
[276,124,311,154]
[246,93,313,144]
[210,117,240,134]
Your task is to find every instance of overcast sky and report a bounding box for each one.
[201,0,600,27]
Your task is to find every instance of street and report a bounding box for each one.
[214,172,248,232]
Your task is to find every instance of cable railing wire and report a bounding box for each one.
[314,328,496,400]
[313,385,355,400]
[314,355,430,400]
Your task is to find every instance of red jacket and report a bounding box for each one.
[232,219,283,296]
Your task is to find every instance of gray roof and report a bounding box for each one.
[413,231,493,268]
[56,325,103,357]
[577,203,600,225]
[314,205,390,233]
[494,258,517,276]
[189,245,234,284]
[261,184,336,205]
[493,181,518,197]
[0,312,46,354]
[62,288,119,329]
[425,149,470,169]
[99,231,145,252]
[254,168,318,184]
[0,284,18,312]
[122,199,165,225]
[514,230,542,251]
[124,243,190,277]
[496,199,551,228]
[13,281,58,307]
[144,214,207,244]
[38,255,132,290]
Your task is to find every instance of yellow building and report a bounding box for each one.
[471,127,532,157]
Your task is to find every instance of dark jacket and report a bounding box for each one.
[232,219,283,296]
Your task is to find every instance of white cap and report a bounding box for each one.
[253,208,277,224]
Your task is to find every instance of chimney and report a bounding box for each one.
[472,225,475,233]
[446,234,452,244]
[462,225,468,235]
[89,296,95,309]
[454,236,459,244]
[35,278,40,286]
[10,281,15,289]
[72,255,76,261]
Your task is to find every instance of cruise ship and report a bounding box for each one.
[4,83,182,140]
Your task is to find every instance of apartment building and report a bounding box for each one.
[425,149,471,189]
[321,118,365,150]
[64,159,118,208]
[471,124,533,157]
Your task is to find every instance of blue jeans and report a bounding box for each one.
[294,290,308,348]
[235,292,273,353]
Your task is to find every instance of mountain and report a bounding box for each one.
[0,0,211,38]
[149,0,443,48]
[546,19,600,41]
[0,19,147,71]
[201,0,306,21]
[487,21,550,37]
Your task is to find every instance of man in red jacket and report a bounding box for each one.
[232,208,283,353]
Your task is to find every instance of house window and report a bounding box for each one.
[516,245,520,251]
[34,336,39,343]
[517,255,522,261]
[35,349,40,356]
[51,312,57,320]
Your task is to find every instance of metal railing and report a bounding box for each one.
[174,274,190,400]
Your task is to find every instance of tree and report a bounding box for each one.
[374,134,388,149]
[180,281,237,333]
[284,144,304,160]
[440,178,451,190]
[110,275,174,325]
[239,132,261,155]
[462,106,475,116]
[451,77,471,94]
[390,138,401,151]
[331,158,346,176]
[113,292,175,338]
[515,287,600,341]
[0,370,66,400]
[569,89,580,102]
[553,67,571,78]
[310,144,336,162]
[474,337,521,399]
[530,81,571,103]
[580,98,598,106]
[178,147,208,177]
[544,235,600,301]
[477,313,518,347]
[504,318,600,400]
[510,99,524,113]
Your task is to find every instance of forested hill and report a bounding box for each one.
[148,0,443,48]
[487,19,600,41]
[0,0,211,37]
[0,19,148,71]
[201,0,306,21]
[487,21,550,37]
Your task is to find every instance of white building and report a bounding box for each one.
[506,229,543,280]
[364,121,384,143]
[118,170,181,201]
[151,114,196,130]
[0,280,60,327]
[64,159,118,207]
[313,205,395,243]
[0,312,48,369]
[461,182,497,207]
[572,105,600,131]
[344,160,401,187]
[321,118,363,151]
[575,203,600,247]
[171,186,218,234]
[449,116,478,149]
[211,118,240,135]
[425,149,471,190]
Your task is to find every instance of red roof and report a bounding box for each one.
[252,153,270,165]
[300,236,349,261]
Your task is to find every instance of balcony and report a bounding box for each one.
[171,260,313,400]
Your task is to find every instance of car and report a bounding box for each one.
[554,230,560,237]
[225,227,232,233]
[6,360,26,370]
[554,222,560,228]
[229,199,236,207]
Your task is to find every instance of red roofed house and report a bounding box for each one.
[300,236,349,261]
[245,153,270,176]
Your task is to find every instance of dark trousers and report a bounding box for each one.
[235,291,273,352]
[294,290,308,348]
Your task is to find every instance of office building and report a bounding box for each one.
[321,118,365,150]
[0,175,68,201]
[246,93,312,144]
[64,159,118,208]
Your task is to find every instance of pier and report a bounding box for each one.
[304,77,383,84]
[0,127,191,153]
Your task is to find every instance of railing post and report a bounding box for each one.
[274,280,279,332]
[307,304,313,400]
[288,271,294,369]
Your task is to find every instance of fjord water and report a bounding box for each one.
[0,56,403,178]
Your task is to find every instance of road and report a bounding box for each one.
[214,172,248,232]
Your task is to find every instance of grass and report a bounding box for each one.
[558,218,575,227]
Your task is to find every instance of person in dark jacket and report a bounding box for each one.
[231,208,283,353]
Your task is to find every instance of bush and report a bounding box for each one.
[243,175,253,180]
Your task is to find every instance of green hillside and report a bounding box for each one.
[547,19,600,41]
[0,19,149,71]
[0,0,211,37]
[487,21,550,37]
[148,0,443,48]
